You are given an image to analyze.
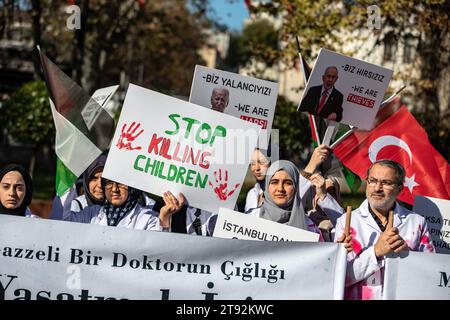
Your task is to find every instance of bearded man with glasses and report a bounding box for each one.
[333,159,435,300]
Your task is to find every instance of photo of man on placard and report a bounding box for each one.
[210,87,229,113]
[299,66,343,121]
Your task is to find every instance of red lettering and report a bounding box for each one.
[239,115,268,129]
[346,94,375,109]
[159,138,172,160]
[148,133,163,155]
[146,133,213,170]
[172,142,182,162]
[199,152,211,169]
[189,149,201,166]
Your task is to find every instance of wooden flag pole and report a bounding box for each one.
[344,206,352,236]
[387,210,394,230]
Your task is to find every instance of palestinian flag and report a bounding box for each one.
[38,48,115,196]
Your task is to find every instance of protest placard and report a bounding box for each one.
[414,196,450,254]
[0,215,347,300]
[102,84,260,213]
[384,251,450,299]
[298,48,393,130]
[189,65,278,149]
[213,208,320,242]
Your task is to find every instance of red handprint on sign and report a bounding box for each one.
[116,122,144,151]
[208,169,240,201]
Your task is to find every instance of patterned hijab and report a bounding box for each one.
[0,164,33,216]
[259,160,307,230]
[101,179,140,226]
[83,154,107,206]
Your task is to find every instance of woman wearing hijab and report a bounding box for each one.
[247,160,323,237]
[58,178,172,231]
[70,154,107,211]
[0,164,36,217]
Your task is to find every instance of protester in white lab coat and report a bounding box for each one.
[244,148,270,212]
[57,178,165,231]
[0,164,37,218]
[334,160,435,300]
[153,192,217,236]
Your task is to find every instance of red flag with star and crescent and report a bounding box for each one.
[333,103,450,205]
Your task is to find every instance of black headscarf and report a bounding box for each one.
[101,178,141,226]
[0,164,33,216]
[83,154,107,206]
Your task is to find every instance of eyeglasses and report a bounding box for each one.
[366,177,399,189]
[104,180,128,190]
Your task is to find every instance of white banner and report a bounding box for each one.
[189,65,278,149]
[298,48,393,130]
[414,196,450,254]
[214,208,320,242]
[383,251,450,299]
[0,216,346,300]
[103,84,260,213]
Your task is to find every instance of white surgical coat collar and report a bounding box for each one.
[359,199,405,230]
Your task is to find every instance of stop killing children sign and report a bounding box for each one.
[103,84,261,213]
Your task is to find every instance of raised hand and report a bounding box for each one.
[116,122,144,150]
[327,113,337,121]
[310,173,327,200]
[208,169,240,201]
[336,233,353,253]
[304,144,332,173]
[159,191,186,228]
[374,227,408,257]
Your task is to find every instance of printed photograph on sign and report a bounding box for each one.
[298,48,393,129]
[189,65,279,149]
[102,84,261,213]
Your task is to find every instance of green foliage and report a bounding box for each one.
[249,0,450,161]
[272,95,312,163]
[0,81,54,147]
[412,109,450,160]
[224,19,279,70]
[241,19,279,66]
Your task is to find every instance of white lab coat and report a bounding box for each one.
[70,194,156,212]
[62,203,164,231]
[184,207,217,236]
[334,199,435,300]
[244,183,263,213]
[70,195,88,212]
[25,208,39,218]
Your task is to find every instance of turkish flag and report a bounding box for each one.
[333,105,450,205]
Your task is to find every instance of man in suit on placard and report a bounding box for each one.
[299,66,344,121]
